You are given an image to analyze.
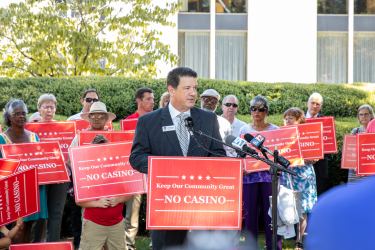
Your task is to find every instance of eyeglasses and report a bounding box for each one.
[88,113,107,119]
[250,106,267,112]
[85,97,99,103]
[359,113,370,117]
[41,105,56,110]
[224,103,238,108]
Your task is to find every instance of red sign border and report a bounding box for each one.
[306,116,337,154]
[147,156,243,230]
[69,142,147,202]
[78,130,134,146]
[9,241,73,250]
[356,133,375,175]
[0,142,70,185]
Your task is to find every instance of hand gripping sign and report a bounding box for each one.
[0,168,39,227]
[78,131,134,146]
[1,142,69,185]
[306,117,337,154]
[244,127,304,173]
[25,121,76,161]
[341,135,357,169]
[357,133,375,175]
[9,242,73,250]
[147,156,243,230]
[69,142,146,202]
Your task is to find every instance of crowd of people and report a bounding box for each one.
[0,66,374,250]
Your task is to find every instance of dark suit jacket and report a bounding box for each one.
[130,106,226,174]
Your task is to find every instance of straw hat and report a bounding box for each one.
[80,101,116,121]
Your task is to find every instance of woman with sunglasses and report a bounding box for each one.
[0,99,47,243]
[238,95,282,250]
[68,88,100,121]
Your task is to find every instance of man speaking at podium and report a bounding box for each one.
[130,67,226,250]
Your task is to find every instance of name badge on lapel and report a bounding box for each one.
[162,125,176,132]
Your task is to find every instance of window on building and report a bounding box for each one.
[215,0,247,13]
[178,32,210,78]
[354,32,375,82]
[215,32,246,81]
[317,32,348,83]
[318,0,347,14]
[355,0,375,14]
[180,0,210,12]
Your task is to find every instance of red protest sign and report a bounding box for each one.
[0,168,39,227]
[1,142,69,185]
[293,122,324,160]
[78,131,134,146]
[147,157,242,230]
[244,127,304,172]
[120,118,138,131]
[0,159,20,179]
[10,242,73,250]
[306,117,337,154]
[74,119,113,133]
[341,135,357,169]
[69,142,146,202]
[25,122,76,161]
[357,133,375,175]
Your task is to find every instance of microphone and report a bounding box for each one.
[244,133,291,168]
[184,116,194,136]
[224,135,257,155]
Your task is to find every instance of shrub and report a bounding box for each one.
[0,77,373,119]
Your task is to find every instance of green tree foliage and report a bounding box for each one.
[0,0,179,77]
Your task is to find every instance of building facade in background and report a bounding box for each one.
[176,0,375,84]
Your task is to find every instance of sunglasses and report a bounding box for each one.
[85,97,99,103]
[250,106,267,112]
[224,103,238,108]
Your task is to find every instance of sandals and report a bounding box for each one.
[295,241,304,250]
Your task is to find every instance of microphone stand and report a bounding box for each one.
[188,126,296,175]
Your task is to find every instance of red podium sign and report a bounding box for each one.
[1,142,69,185]
[120,118,138,131]
[306,117,337,154]
[78,131,134,146]
[74,119,113,132]
[25,122,76,161]
[147,157,242,230]
[69,142,146,202]
[0,168,39,227]
[244,127,304,172]
[0,159,20,179]
[341,135,357,169]
[10,242,73,250]
[357,133,375,175]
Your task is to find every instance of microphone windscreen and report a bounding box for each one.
[244,133,254,142]
[184,116,194,128]
[224,135,236,145]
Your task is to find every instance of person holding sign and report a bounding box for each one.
[0,99,47,243]
[77,134,131,250]
[283,107,317,250]
[238,95,282,250]
[130,67,225,250]
[305,92,330,195]
[31,94,69,242]
[348,104,374,183]
[0,218,23,248]
[123,87,154,250]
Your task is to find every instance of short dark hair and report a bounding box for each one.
[166,67,197,89]
[3,99,28,127]
[135,87,153,100]
[81,88,99,99]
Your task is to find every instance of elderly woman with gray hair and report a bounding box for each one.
[31,94,68,242]
[238,95,282,250]
[0,99,47,243]
[348,104,375,183]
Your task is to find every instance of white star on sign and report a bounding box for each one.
[97,158,101,162]
[198,176,202,180]
[190,175,194,180]
[103,157,107,161]
[206,176,211,180]
[181,175,186,180]
[115,156,119,160]
[109,157,113,160]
